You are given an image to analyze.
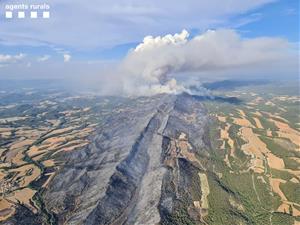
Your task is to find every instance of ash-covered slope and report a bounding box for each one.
[44,93,209,225]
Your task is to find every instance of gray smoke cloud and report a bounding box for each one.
[102,29,295,96]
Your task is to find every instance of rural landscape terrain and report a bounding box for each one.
[0,80,299,225]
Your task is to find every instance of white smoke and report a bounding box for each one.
[115,29,293,96]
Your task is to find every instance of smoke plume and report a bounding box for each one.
[114,29,293,96]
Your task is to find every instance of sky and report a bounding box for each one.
[0,0,298,90]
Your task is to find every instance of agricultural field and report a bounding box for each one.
[201,82,300,225]
[0,88,122,222]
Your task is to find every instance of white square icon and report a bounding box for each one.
[5,11,12,18]
[5,10,51,19]
[31,11,37,18]
[18,11,25,18]
[43,11,50,18]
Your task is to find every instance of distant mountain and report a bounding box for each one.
[202,79,268,90]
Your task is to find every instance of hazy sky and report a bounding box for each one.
[0,0,298,83]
